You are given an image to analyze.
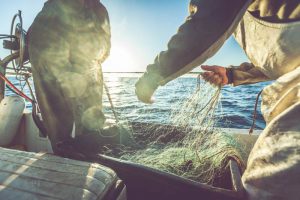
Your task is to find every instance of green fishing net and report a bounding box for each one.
[103,78,246,185]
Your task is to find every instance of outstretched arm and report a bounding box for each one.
[135,0,252,103]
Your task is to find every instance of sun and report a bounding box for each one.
[102,44,138,72]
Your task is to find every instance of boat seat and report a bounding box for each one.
[0,147,126,200]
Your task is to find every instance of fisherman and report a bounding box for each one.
[28,0,119,157]
[135,0,300,199]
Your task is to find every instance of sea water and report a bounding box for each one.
[6,73,269,130]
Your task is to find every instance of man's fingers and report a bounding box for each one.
[201,65,222,73]
[201,71,214,81]
[201,65,228,86]
[201,71,214,78]
[201,65,212,71]
[201,71,222,86]
[201,65,215,72]
[211,74,222,86]
[208,74,221,86]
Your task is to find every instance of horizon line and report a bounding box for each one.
[103,71,200,74]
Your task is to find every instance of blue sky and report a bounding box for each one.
[1,0,248,72]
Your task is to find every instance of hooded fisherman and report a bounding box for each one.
[135,0,300,199]
[27,0,125,158]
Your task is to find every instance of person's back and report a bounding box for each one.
[28,0,111,156]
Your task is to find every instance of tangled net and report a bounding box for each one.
[104,76,246,185]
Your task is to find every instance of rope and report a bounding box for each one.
[5,84,19,96]
[249,90,263,135]
[25,77,48,137]
[104,82,119,123]
[32,102,48,138]
[25,77,36,102]
[0,72,34,103]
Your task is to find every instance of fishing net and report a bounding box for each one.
[102,75,246,185]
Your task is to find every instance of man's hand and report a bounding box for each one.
[135,73,159,104]
[135,82,155,104]
[200,65,229,86]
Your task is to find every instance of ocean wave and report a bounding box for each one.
[5,75,269,130]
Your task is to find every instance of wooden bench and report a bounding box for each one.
[0,147,126,200]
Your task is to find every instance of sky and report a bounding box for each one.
[0,0,248,72]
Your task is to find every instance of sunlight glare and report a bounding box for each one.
[103,44,138,72]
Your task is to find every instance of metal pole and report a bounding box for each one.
[0,60,5,102]
[0,52,19,102]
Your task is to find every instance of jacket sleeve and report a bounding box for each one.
[145,0,252,86]
[230,62,271,86]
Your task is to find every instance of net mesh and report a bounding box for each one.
[103,76,246,185]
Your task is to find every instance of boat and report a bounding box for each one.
[0,11,260,200]
[0,105,259,200]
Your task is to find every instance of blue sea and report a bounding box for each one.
[6,73,269,130]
